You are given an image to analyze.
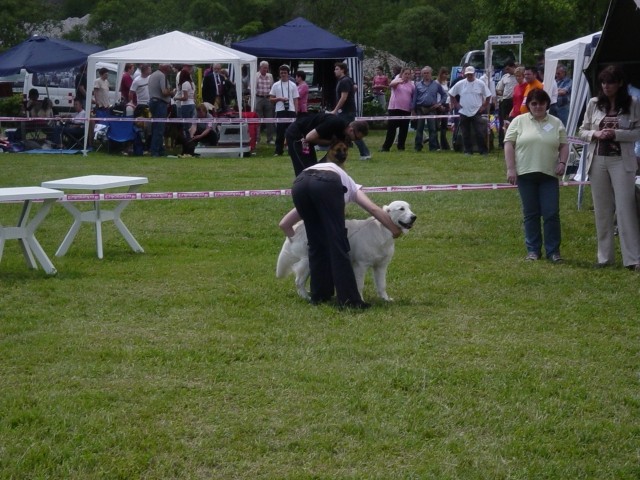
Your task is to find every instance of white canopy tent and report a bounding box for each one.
[83,31,257,153]
[543,31,601,138]
[544,32,602,209]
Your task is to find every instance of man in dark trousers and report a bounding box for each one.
[202,64,225,111]
[329,62,372,160]
[285,112,370,176]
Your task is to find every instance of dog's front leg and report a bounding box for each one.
[373,262,392,301]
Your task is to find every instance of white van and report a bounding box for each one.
[19,62,118,112]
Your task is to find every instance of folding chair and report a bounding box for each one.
[106,119,136,153]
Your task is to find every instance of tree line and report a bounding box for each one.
[1,0,611,69]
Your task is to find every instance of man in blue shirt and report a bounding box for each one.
[555,64,572,127]
[412,66,447,152]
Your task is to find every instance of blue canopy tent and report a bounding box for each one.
[231,17,364,115]
[0,36,103,75]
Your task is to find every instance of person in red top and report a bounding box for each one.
[119,63,135,103]
[372,66,390,110]
[509,67,526,120]
[520,66,544,114]
[295,70,309,115]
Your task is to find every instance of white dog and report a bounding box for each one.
[276,200,416,302]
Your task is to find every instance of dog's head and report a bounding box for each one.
[384,201,417,233]
[327,139,349,164]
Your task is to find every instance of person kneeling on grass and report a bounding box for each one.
[182,103,218,157]
[279,141,402,309]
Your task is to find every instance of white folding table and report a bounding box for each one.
[0,186,64,275]
[41,175,148,259]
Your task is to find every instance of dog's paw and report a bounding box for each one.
[297,289,311,301]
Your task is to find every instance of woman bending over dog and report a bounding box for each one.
[279,137,402,309]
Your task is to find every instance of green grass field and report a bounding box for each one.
[1,131,639,479]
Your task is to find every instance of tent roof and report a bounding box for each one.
[585,0,640,89]
[231,17,360,59]
[88,31,256,64]
[588,0,640,66]
[0,36,103,76]
[545,32,601,62]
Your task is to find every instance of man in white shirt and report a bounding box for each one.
[449,66,492,155]
[270,64,299,156]
[496,61,517,148]
[51,98,86,148]
[93,67,110,115]
[129,64,151,107]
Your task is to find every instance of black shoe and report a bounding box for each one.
[593,262,614,269]
[310,295,332,305]
[339,300,371,310]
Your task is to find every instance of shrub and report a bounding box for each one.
[0,94,23,117]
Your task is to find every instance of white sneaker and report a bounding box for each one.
[359,155,372,161]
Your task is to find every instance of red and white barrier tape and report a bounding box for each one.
[1,114,453,124]
[54,181,588,202]
[0,116,596,145]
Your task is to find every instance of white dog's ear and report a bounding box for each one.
[383,204,390,212]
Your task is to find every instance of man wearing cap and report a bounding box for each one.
[448,66,492,155]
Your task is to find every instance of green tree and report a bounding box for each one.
[467,0,610,64]
[0,0,50,49]
[377,5,450,67]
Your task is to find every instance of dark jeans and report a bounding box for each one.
[292,170,362,305]
[149,98,168,156]
[286,124,318,176]
[517,172,561,258]
[459,111,488,154]
[182,130,217,155]
[414,105,439,151]
[382,109,410,151]
[498,98,513,147]
[50,124,84,147]
[437,105,450,150]
[275,110,296,155]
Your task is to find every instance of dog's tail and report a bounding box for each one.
[276,240,297,278]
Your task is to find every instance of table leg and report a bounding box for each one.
[112,185,144,253]
[25,198,58,274]
[55,202,84,257]
[0,229,5,265]
[95,194,104,259]
[17,200,37,268]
